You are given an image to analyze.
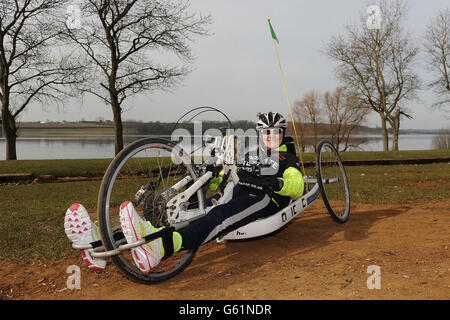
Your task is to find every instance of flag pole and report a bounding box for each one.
[267,18,306,178]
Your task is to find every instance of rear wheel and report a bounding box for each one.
[97,137,205,283]
[316,140,350,223]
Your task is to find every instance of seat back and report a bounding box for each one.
[283,136,296,156]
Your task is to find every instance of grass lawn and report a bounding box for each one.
[0,149,448,177]
[345,163,450,204]
[0,180,102,262]
[0,162,449,263]
[0,159,113,177]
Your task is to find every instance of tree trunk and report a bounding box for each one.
[111,97,123,155]
[1,107,18,160]
[313,122,318,152]
[392,110,400,151]
[392,129,399,151]
[379,113,389,151]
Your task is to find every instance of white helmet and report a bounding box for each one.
[256,112,287,131]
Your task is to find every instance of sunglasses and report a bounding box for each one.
[260,128,283,136]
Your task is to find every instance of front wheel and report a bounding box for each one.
[316,140,350,223]
[97,137,206,283]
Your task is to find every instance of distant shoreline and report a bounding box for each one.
[5,121,442,137]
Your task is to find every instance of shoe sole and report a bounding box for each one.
[64,203,106,271]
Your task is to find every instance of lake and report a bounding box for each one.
[0,134,440,160]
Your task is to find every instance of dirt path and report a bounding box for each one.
[1,199,449,300]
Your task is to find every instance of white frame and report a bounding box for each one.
[217,177,320,241]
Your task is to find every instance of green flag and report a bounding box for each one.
[268,19,279,44]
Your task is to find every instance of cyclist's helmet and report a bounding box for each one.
[256,112,287,131]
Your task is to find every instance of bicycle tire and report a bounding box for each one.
[97,137,205,283]
[316,140,350,223]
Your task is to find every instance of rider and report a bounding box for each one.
[65,112,304,272]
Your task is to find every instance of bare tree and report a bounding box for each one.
[63,0,211,155]
[325,0,420,151]
[431,127,450,149]
[293,90,323,151]
[424,8,450,116]
[323,87,370,151]
[0,0,84,160]
[286,117,306,152]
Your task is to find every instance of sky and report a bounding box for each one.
[19,0,450,130]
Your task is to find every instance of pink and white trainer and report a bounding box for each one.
[64,203,107,271]
[119,201,164,274]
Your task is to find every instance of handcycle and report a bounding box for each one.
[72,107,350,284]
